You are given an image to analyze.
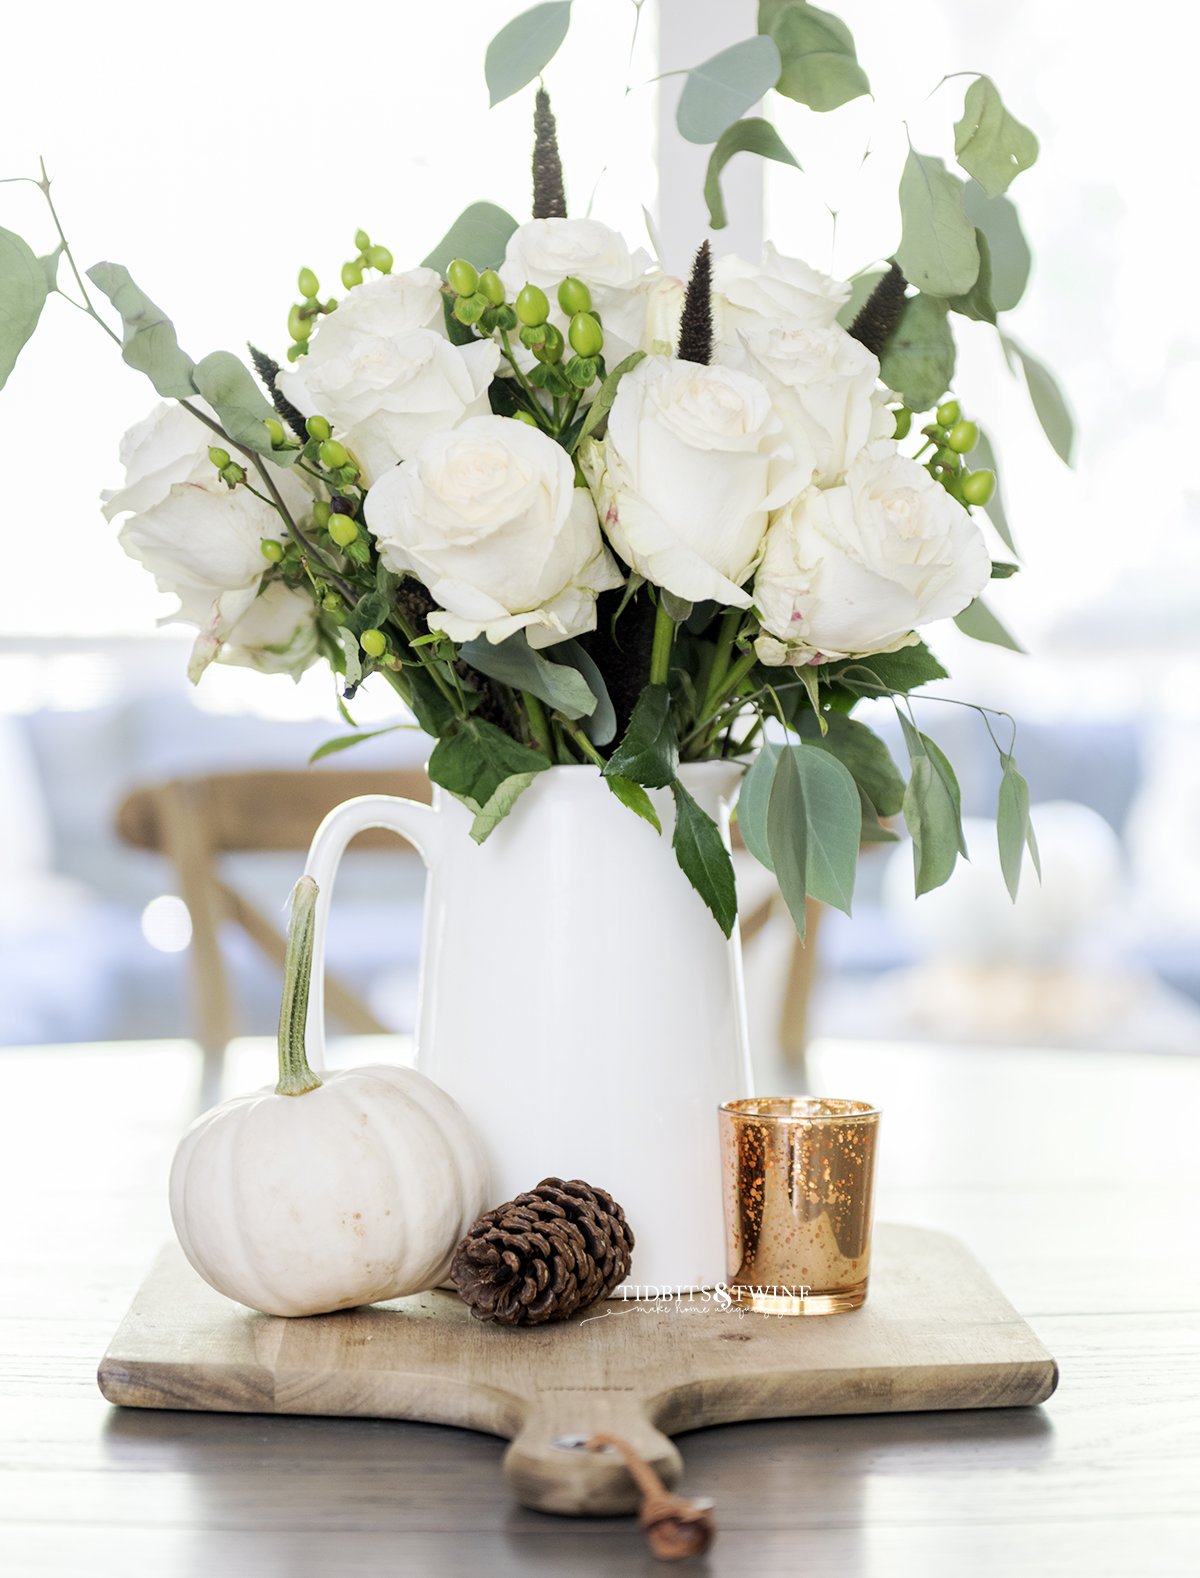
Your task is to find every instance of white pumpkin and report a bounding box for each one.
[169,877,490,1317]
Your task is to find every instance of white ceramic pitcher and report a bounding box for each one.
[302,760,753,1288]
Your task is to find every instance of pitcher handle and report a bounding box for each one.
[301,792,443,1070]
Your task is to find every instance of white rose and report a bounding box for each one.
[100,401,214,520]
[720,321,885,487]
[715,243,851,339]
[366,415,623,648]
[581,355,798,607]
[754,440,991,663]
[277,270,500,485]
[193,581,319,680]
[500,218,666,365]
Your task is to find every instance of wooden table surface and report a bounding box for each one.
[1,1035,1197,1577]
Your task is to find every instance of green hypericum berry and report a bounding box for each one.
[366,245,393,274]
[568,311,603,357]
[558,276,592,315]
[453,292,488,326]
[220,462,246,485]
[288,305,312,342]
[313,500,332,529]
[936,399,961,427]
[322,593,345,615]
[260,539,285,563]
[306,415,332,443]
[515,283,550,327]
[354,229,371,252]
[478,268,505,305]
[208,446,231,469]
[447,258,479,296]
[533,323,564,363]
[319,438,349,469]
[298,267,319,299]
[264,417,286,447]
[961,469,996,506]
[947,419,979,454]
[360,628,387,658]
[513,410,539,426]
[341,259,364,290]
[892,407,912,440]
[328,515,359,547]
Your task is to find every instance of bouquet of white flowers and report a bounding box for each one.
[0,3,1055,934]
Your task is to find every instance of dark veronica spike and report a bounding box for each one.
[676,240,713,366]
[847,261,908,358]
[247,342,310,440]
[532,87,567,220]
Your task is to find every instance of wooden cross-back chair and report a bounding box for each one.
[116,769,820,1095]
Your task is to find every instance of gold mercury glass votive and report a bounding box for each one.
[719,1098,880,1315]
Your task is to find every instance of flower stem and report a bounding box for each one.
[562,719,606,767]
[524,691,553,753]
[649,602,676,686]
[698,607,742,719]
[275,877,323,1097]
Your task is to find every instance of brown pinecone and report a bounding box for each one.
[451,1177,634,1327]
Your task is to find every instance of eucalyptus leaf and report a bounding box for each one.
[828,641,948,698]
[996,753,1041,900]
[947,230,996,323]
[459,631,597,720]
[603,682,677,788]
[422,203,519,275]
[338,626,362,691]
[606,773,662,834]
[790,745,862,914]
[0,226,48,390]
[677,36,782,145]
[899,725,967,895]
[765,744,809,937]
[800,711,905,816]
[484,2,572,106]
[1001,334,1076,465]
[39,243,64,295]
[764,1,870,112]
[192,351,292,461]
[308,723,416,764]
[86,261,196,397]
[703,118,800,230]
[470,771,542,844]
[896,151,980,298]
[577,351,645,445]
[879,293,955,412]
[427,719,549,813]
[954,597,1024,653]
[962,183,1031,312]
[972,431,1016,555]
[671,782,737,937]
[954,76,1038,198]
[558,639,616,746]
[736,741,781,872]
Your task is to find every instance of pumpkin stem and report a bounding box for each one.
[276,876,323,1097]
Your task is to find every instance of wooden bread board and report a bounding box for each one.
[98,1223,1057,1516]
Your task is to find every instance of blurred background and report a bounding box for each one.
[1,0,1196,1069]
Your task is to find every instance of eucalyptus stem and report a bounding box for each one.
[649,602,676,686]
[275,877,323,1097]
[524,691,553,753]
[34,159,122,346]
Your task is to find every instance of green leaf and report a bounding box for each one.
[766,745,809,937]
[764,1,870,112]
[308,723,416,764]
[337,626,362,691]
[86,261,196,398]
[899,722,967,895]
[1001,334,1076,465]
[0,227,49,390]
[736,741,781,871]
[577,351,645,446]
[677,37,782,145]
[703,118,800,230]
[427,719,549,813]
[896,151,980,298]
[558,639,616,746]
[191,351,294,462]
[859,790,900,844]
[962,183,1030,313]
[830,641,948,697]
[422,203,519,276]
[800,711,905,816]
[602,683,678,788]
[836,267,885,331]
[996,753,1041,900]
[947,230,996,324]
[470,771,542,844]
[671,782,737,937]
[954,76,1038,198]
[971,431,1015,554]
[606,773,662,834]
[38,243,64,295]
[784,745,862,915]
[954,597,1024,653]
[459,631,597,721]
[484,2,573,106]
[878,293,956,413]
